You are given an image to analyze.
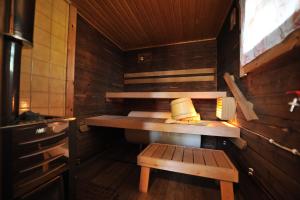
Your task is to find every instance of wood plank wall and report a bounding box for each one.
[74,15,124,161]
[74,16,124,117]
[217,2,300,200]
[124,41,218,121]
[125,40,217,91]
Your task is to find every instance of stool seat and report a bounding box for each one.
[137,143,239,200]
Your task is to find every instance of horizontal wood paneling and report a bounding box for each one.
[125,40,217,92]
[123,40,218,150]
[124,75,214,85]
[123,39,218,127]
[217,3,300,200]
[71,0,232,50]
[124,68,215,78]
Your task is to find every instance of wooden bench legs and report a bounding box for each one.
[139,166,235,200]
[139,167,234,200]
[138,144,238,199]
[220,181,234,200]
[139,166,150,193]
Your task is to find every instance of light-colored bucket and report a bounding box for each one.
[170,98,198,120]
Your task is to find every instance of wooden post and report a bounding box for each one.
[66,5,77,117]
[223,73,258,121]
[220,181,234,200]
[139,166,150,193]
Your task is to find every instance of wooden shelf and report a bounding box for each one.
[85,115,240,138]
[106,92,227,100]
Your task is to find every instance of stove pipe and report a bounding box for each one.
[0,0,35,126]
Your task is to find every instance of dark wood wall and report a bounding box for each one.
[73,9,300,199]
[74,15,124,161]
[74,16,124,117]
[124,41,218,121]
[217,3,300,200]
[125,40,217,91]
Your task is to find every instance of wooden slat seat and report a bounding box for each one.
[137,143,238,200]
[85,115,240,138]
[106,91,227,100]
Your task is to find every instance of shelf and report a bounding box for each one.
[85,115,240,138]
[106,92,227,100]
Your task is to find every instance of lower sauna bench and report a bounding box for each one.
[137,143,239,200]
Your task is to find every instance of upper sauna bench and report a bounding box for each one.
[106,91,227,101]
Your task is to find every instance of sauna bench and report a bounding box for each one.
[85,115,240,138]
[106,91,227,100]
[138,143,238,200]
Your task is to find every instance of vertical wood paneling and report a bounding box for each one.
[66,5,77,117]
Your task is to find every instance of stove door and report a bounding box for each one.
[19,176,64,200]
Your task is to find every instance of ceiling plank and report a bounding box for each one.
[71,0,232,50]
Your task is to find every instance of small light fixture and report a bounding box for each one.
[216,97,236,120]
[138,55,144,62]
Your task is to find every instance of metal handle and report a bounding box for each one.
[17,163,67,189]
[19,154,65,174]
[18,132,66,145]
[18,142,67,159]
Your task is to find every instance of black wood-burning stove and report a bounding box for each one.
[0,1,76,200]
[1,118,76,200]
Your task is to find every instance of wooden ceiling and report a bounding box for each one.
[71,0,232,50]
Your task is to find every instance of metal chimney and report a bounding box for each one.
[0,0,35,125]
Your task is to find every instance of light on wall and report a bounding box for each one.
[216,97,236,120]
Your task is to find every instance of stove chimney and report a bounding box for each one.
[0,0,35,126]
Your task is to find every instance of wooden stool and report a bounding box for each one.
[137,143,238,200]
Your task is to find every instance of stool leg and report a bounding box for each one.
[139,166,150,193]
[220,181,234,200]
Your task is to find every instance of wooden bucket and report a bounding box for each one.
[170,98,198,120]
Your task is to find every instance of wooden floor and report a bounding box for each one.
[76,144,244,200]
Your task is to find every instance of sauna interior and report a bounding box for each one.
[0,0,300,200]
